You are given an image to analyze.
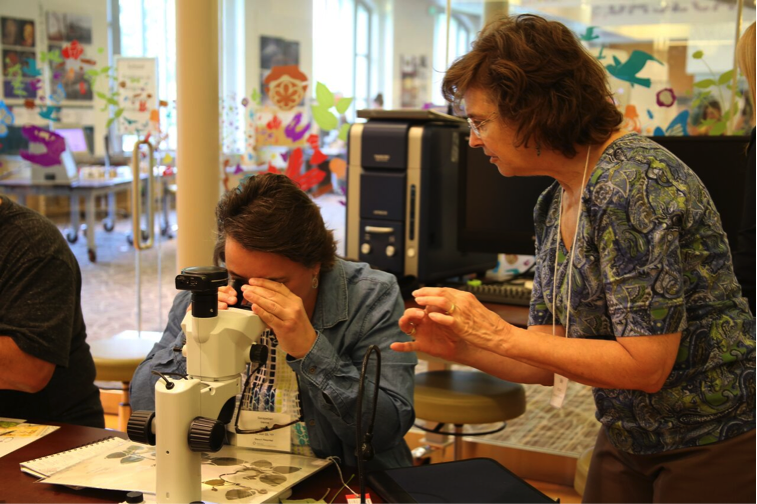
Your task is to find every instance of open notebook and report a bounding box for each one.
[19,436,124,479]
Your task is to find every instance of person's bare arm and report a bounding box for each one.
[0,336,55,393]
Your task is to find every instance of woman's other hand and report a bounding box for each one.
[241,278,316,359]
[217,285,238,310]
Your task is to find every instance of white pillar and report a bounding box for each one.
[484,1,509,25]
[176,0,220,272]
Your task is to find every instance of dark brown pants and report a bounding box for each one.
[583,427,755,503]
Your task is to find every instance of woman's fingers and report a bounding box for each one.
[414,295,457,314]
[243,287,283,319]
[428,311,455,326]
[390,341,416,353]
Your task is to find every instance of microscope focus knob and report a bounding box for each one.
[188,417,225,453]
[127,410,156,446]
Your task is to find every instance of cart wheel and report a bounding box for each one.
[66,230,78,244]
[126,233,134,246]
[88,248,97,262]
[103,220,115,232]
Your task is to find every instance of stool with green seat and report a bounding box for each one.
[413,368,527,460]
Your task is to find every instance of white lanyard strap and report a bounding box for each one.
[550,145,591,408]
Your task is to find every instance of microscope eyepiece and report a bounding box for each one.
[176,266,228,293]
[176,266,228,318]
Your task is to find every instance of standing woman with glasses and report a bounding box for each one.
[132,173,417,470]
[393,14,755,503]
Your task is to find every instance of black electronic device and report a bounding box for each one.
[458,280,533,306]
[175,266,228,318]
[346,112,497,284]
[456,134,751,256]
[649,135,750,251]
[457,132,553,255]
[367,458,555,503]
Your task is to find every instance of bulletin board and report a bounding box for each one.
[115,56,158,136]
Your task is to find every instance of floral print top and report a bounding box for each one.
[528,133,755,454]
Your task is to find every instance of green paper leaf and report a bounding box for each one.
[718,70,734,85]
[114,108,124,118]
[692,50,704,59]
[311,105,338,131]
[335,97,353,115]
[709,121,726,136]
[693,79,716,89]
[699,118,715,126]
[338,122,350,141]
[96,91,108,100]
[106,116,116,128]
[315,82,335,109]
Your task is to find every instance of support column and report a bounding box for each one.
[484,1,508,25]
[176,0,220,272]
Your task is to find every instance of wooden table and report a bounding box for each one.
[0,423,382,503]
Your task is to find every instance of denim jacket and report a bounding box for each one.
[130,258,417,470]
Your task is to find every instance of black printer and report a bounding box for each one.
[345,110,496,285]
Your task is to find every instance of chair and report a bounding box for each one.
[413,369,527,460]
[89,332,158,431]
[573,447,594,496]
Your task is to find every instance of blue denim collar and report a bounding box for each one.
[313,258,349,330]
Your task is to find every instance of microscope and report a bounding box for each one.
[127,266,267,503]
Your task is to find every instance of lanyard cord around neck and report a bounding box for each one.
[552,145,592,338]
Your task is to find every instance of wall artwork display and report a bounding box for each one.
[1,17,36,48]
[400,55,428,108]
[46,12,92,45]
[1,17,36,100]
[260,36,300,108]
[47,42,93,101]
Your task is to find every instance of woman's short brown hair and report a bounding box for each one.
[215,173,337,271]
[442,14,623,158]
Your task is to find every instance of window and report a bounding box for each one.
[118,0,176,151]
[353,0,372,112]
[433,11,475,107]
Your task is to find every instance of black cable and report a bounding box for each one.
[355,344,381,504]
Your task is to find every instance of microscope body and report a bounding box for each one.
[154,308,266,503]
[128,266,267,504]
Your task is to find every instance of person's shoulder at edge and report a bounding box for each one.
[0,196,73,261]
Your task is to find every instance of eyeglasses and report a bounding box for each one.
[467,114,496,138]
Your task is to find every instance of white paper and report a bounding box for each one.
[550,374,569,408]
[233,411,292,453]
[0,422,59,459]
[41,443,330,504]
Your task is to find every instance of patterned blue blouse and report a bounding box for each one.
[528,133,755,454]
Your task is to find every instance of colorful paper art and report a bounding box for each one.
[605,51,662,88]
[264,66,308,111]
[19,125,65,166]
[0,101,15,137]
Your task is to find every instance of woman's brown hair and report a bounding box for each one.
[215,173,337,271]
[442,14,623,158]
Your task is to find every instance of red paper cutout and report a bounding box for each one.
[266,115,282,130]
[310,148,327,166]
[61,40,84,60]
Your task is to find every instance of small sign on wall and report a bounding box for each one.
[115,56,158,136]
